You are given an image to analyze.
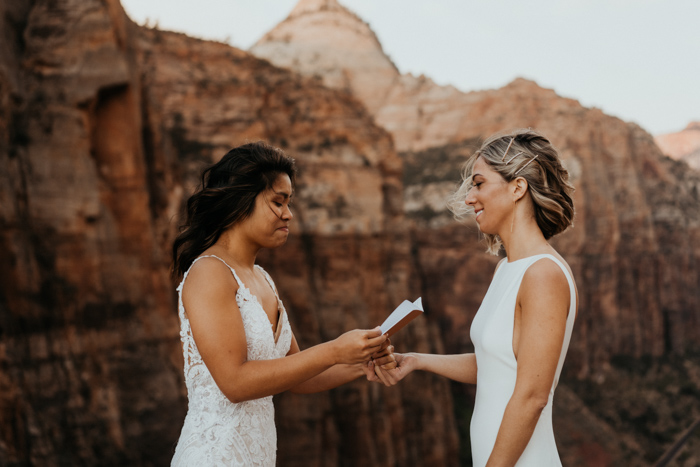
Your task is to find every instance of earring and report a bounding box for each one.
[511,200,517,233]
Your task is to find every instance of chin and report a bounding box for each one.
[268,235,289,249]
[476,223,497,236]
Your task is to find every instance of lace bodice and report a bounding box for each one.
[172,255,293,467]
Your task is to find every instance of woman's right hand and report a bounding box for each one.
[331,327,387,365]
[373,353,417,386]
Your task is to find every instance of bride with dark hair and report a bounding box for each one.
[171,142,394,466]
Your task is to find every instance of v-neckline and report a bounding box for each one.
[246,267,284,345]
[196,255,284,345]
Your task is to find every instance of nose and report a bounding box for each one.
[465,186,476,206]
[282,205,293,221]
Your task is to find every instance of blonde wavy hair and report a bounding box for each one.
[447,129,575,255]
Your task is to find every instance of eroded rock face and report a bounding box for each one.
[0,0,457,465]
[655,121,700,170]
[253,2,700,464]
[3,0,699,465]
[399,82,700,377]
[0,0,185,464]
[136,24,457,466]
[251,0,400,116]
[251,0,700,375]
[251,2,551,153]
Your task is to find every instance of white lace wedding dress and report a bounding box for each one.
[172,255,293,466]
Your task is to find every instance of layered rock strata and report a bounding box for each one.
[136,24,458,466]
[252,1,700,376]
[251,0,399,116]
[399,83,700,376]
[252,3,700,464]
[0,0,457,465]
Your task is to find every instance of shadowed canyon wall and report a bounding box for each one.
[252,0,700,374]
[1,0,699,466]
[253,1,700,465]
[0,0,456,465]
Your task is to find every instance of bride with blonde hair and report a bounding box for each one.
[374,129,577,467]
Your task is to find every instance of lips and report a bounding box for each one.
[475,209,483,220]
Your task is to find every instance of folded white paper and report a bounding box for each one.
[379,297,423,337]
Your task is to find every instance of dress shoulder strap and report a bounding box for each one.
[177,255,245,292]
[255,265,280,300]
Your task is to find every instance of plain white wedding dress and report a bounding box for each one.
[469,254,576,467]
[172,255,292,467]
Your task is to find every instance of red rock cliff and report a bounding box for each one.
[0,0,457,465]
[2,0,699,465]
[252,2,700,374]
[252,2,700,464]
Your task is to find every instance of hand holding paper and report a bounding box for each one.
[379,297,423,337]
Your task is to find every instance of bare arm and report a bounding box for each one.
[373,351,477,386]
[289,335,396,393]
[373,259,507,387]
[183,258,387,403]
[485,259,570,467]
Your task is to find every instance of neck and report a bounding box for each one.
[499,211,551,262]
[211,228,259,271]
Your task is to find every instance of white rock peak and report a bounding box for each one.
[251,0,399,115]
[290,0,343,17]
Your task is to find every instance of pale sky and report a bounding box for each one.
[121,0,699,136]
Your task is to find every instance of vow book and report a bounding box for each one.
[379,297,424,337]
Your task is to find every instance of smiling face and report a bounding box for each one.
[240,173,294,249]
[465,156,514,236]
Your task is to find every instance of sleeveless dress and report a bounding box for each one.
[469,254,576,467]
[172,255,293,467]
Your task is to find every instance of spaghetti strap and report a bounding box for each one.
[192,254,245,288]
[172,256,292,465]
[255,265,280,300]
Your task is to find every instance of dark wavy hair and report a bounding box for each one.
[172,141,297,277]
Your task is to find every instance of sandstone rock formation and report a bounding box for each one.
[135,23,458,467]
[1,1,186,463]
[252,1,700,464]
[655,121,700,170]
[251,0,399,116]
[2,0,699,465]
[252,0,700,373]
[400,81,700,373]
[251,0,524,153]
[0,0,456,465]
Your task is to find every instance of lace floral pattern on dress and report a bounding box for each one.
[172,255,292,467]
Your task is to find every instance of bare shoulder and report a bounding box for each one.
[182,257,239,305]
[526,257,569,284]
[520,257,571,309]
